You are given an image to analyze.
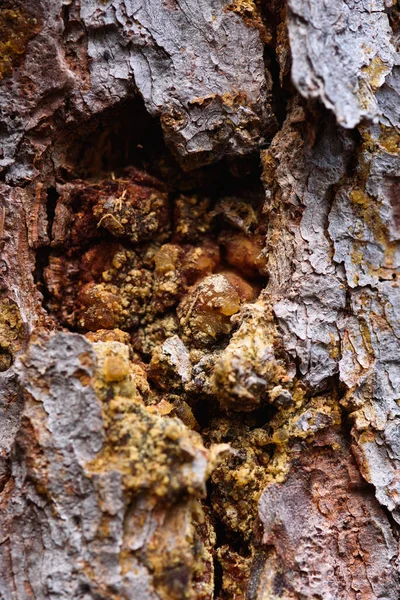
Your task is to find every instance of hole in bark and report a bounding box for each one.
[38,93,275,598]
[60,97,158,179]
[78,583,90,592]
[4,2,398,598]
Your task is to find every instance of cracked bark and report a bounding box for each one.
[1,0,400,599]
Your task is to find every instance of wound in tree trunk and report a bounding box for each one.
[0,1,400,599]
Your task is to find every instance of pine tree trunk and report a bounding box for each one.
[1,1,400,598]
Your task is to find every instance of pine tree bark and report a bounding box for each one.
[1,1,400,599]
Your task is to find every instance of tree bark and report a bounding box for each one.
[1,0,400,599]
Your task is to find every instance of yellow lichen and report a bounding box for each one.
[0,7,41,80]
[265,393,342,485]
[0,297,24,370]
[225,0,267,41]
[211,301,290,411]
[83,338,227,599]
[349,188,398,278]
[362,56,390,91]
[87,340,227,501]
[379,125,400,154]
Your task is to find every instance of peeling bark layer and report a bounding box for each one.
[287,0,396,128]
[0,332,219,599]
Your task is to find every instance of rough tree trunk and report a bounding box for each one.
[0,0,400,598]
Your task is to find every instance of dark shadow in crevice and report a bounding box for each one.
[57,94,266,201]
[387,3,400,31]
[58,96,158,180]
[207,480,254,559]
[33,187,61,305]
[261,0,292,131]
[33,245,52,308]
[46,186,59,237]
